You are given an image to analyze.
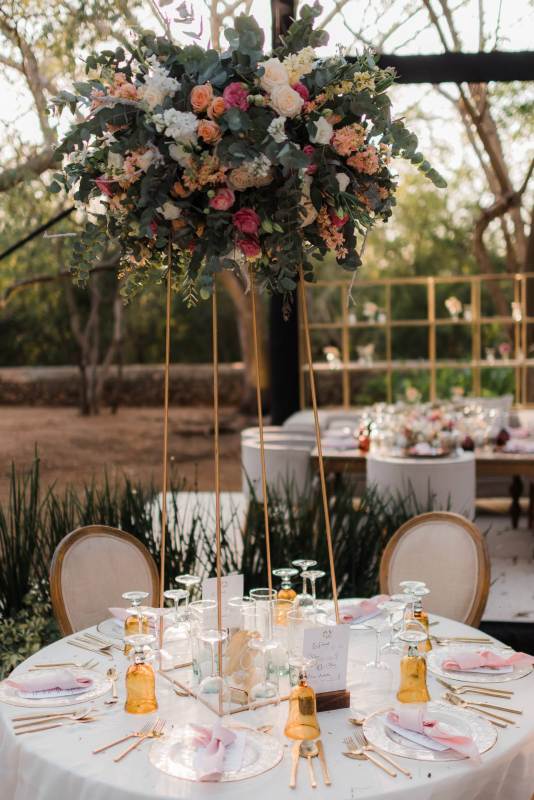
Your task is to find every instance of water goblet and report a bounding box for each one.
[272,567,299,601]
[292,559,317,607]
[362,616,393,691]
[198,627,231,714]
[378,598,406,653]
[176,574,201,607]
[300,569,325,609]
[122,591,150,654]
[161,588,190,667]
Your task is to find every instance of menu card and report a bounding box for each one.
[202,574,244,627]
[302,623,350,694]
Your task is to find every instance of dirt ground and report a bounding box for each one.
[0,406,246,501]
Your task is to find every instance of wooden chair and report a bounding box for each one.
[50,525,159,635]
[379,512,490,627]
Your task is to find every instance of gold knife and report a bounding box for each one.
[289,741,300,789]
[316,740,331,786]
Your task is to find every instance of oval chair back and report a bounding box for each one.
[50,525,159,635]
[379,512,490,627]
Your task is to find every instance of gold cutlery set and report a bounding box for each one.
[11,707,101,735]
[28,659,98,671]
[67,632,122,658]
[92,718,166,762]
[289,739,330,789]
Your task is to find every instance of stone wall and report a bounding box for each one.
[0,364,246,407]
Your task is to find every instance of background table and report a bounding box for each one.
[1,614,534,800]
[366,451,476,519]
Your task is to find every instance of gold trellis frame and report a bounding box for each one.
[157,256,342,714]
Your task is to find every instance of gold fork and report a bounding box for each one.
[343,736,397,777]
[435,677,513,698]
[93,721,153,754]
[113,719,166,762]
[29,659,99,671]
[67,641,113,659]
[444,692,517,725]
[351,727,412,779]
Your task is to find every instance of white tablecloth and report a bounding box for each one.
[1,614,533,800]
[366,451,476,519]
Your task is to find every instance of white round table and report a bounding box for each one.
[1,614,533,800]
[366,451,476,519]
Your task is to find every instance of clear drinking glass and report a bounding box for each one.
[362,616,393,690]
[292,559,317,607]
[249,588,277,640]
[176,574,201,608]
[300,569,325,609]
[161,588,190,667]
[190,599,217,684]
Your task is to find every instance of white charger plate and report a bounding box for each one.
[96,618,124,641]
[0,668,111,708]
[363,701,496,761]
[428,647,533,683]
[149,724,283,782]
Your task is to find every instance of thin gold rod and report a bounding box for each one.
[159,240,173,609]
[212,284,223,685]
[249,268,272,590]
[298,265,340,624]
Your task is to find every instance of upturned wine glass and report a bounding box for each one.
[292,559,317,607]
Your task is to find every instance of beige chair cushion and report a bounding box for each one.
[381,514,489,625]
[51,527,158,634]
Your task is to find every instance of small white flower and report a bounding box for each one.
[283,47,316,83]
[169,143,192,167]
[310,116,333,145]
[336,172,350,192]
[158,201,182,220]
[138,60,181,110]
[136,147,162,172]
[248,154,272,178]
[108,152,124,170]
[267,115,287,143]
[152,109,198,144]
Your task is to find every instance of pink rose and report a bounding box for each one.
[233,207,260,235]
[209,187,236,211]
[303,144,317,175]
[292,82,310,102]
[329,209,349,228]
[149,221,158,237]
[223,82,249,111]
[95,177,114,197]
[237,237,261,259]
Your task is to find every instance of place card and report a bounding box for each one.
[202,574,244,627]
[302,623,350,694]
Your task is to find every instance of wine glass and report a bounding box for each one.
[300,569,325,609]
[292,559,317,607]
[176,574,201,608]
[379,598,407,653]
[122,591,150,654]
[161,588,189,667]
[362,616,392,691]
[272,568,299,601]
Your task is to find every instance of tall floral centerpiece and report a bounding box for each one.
[51,3,444,303]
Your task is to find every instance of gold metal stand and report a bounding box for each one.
[298,265,340,624]
[159,242,173,609]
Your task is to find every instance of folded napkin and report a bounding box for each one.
[387,708,480,762]
[6,668,93,696]
[339,594,389,624]
[190,722,237,781]
[441,649,534,672]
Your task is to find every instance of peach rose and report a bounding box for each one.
[207,96,226,119]
[270,85,304,118]
[198,119,221,144]
[228,166,255,191]
[260,58,289,92]
[190,83,213,113]
[171,181,191,198]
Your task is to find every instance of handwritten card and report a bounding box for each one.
[202,574,244,627]
[302,623,350,694]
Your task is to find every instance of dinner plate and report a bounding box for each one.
[427,647,533,683]
[0,668,111,708]
[149,724,283,782]
[363,701,496,761]
[96,617,124,642]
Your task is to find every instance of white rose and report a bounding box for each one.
[138,84,166,110]
[136,150,157,172]
[336,172,350,192]
[310,116,333,145]
[267,115,287,143]
[270,85,304,119]
[260,57,289,92]
[168,143,191,167]
[158,202,182,220]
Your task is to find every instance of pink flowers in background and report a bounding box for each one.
[331,123,366,156]
[233,208,260,235]
[303,144,317,174]
[209,188,235,211]
[291,82,309,102]
[222,82,249,111]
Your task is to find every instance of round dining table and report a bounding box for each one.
[1,613,533,800]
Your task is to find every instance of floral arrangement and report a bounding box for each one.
[51,3,445,302]
[444,295,463,320]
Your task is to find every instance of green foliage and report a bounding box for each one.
[0,591,59,680]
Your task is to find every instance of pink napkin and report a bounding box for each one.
[6,669,93,693]
[190,722,236,781]
[339,594,389,623]
[442,649,534,671]
[387,708,480,762]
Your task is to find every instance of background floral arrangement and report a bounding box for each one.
[52,3,445,302]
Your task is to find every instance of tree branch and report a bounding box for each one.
[0,263,118,307]
[0,147,56,192]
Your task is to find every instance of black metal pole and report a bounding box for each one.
[269,0,300,424]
